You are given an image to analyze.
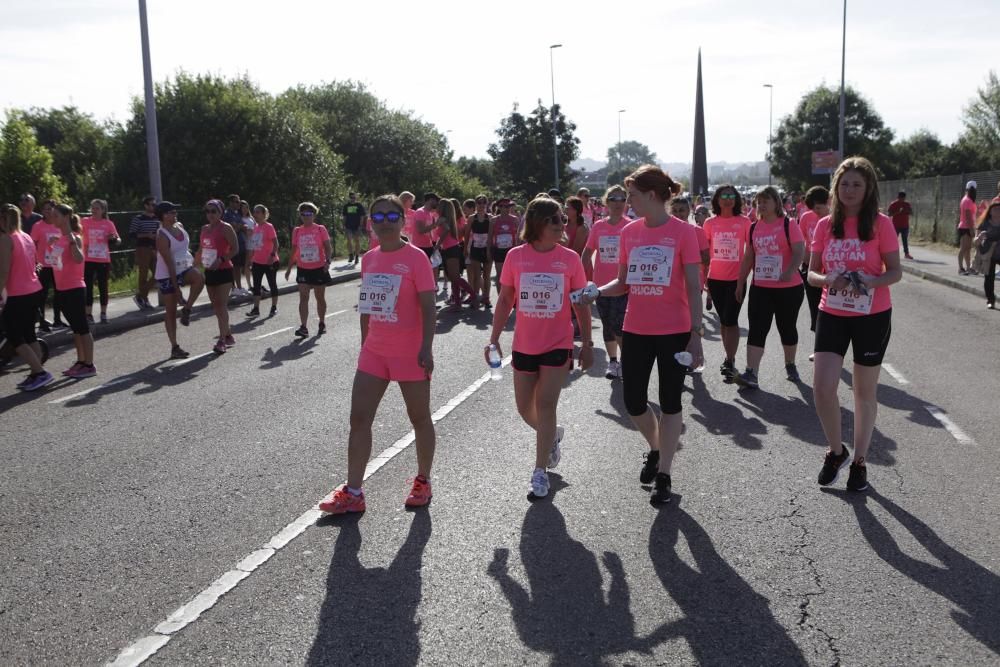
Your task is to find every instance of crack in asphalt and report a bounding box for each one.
[891,467,905,494]
[785,490,843,667]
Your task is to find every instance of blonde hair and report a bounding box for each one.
[1,204,21,234]
[436,198,458,239]
[521,196,562,243]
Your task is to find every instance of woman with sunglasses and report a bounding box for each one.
[583,185,629,380]
[246,204,279,318]
[704,184,752,382]
[734,185,806,386]
[582,165,703,505]
[319,195,437,514]
[488,195,592,499]
[465,195,493,308]
[154,201,204,359]
[285,202,332,338]
[197,199,239,355]
[51,204,97,378]
[81,199,120,324]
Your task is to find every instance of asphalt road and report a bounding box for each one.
[1,273,998,666]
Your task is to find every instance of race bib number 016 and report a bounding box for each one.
[358,272,402,315]
[754,254,781,282]
[598,235,620,264]
[495,233,513,249]
[712,235,738,261]
[626,245,674,286]
[518,272,565,313]
[825,286,873,314]
[299,242,320,263]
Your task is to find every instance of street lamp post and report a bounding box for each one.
[617,109,626,174]
[838,0,847,162]
[138,0,162,201]
[549,44,562,191]
[763,84,773,186]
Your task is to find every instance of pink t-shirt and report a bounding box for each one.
[52,235,85,291]
[30,220,62,268]
[292,224,330,269]
[5,231,42,297]
[410,208,436,248]
[492,215,520,251]
[704,215,752,281]
[360,243,436,356]
[798,210,820,248]
[199,224,234,270]
[959,196,977,229]
[796,202,808,220]
[250,222,278,265]
[433,223,460,250]
[403,209,415,238]
[618,218,701,335]
[500,243,586,355]
[750,217,804,288]
[585,217,628,285]
[691,223,708,286]
[81,217,118,264]
[812,214,898,317]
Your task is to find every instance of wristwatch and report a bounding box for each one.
[692,325,705,338]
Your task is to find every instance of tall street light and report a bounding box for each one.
[763,84,773,186]
[838,0,847,162]
[549,44,562,191]
[617,109,626,173]
[138,0,162,200]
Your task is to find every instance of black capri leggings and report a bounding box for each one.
[84,262,111,308]
[251,262,279,297]
[747,283,805,348]
[621,330,691,416]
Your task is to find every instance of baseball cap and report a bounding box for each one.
[966,180,977,190]
[497,198,513,207]
[154,201,181,216]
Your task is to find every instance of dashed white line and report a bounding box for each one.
[108,355,511,667]
[325,309,348,319]
[925,406,975,444]
[48,377,133,404]
[881,363,909,385]
[250,326,293,340]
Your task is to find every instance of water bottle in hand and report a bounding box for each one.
[570,281,600,304]
[674,351,693,367]
[488,344,503,381]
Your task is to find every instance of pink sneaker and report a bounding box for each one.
[224,334,236,348]
[404,476,432,507]
[66,363,97,379]
[319,485,366,514]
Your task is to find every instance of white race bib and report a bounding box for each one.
[472,232,488,248]
[517,272,565,313]
[201,248,218,266]
[826,285,874,314]
[46,244,64,270]
[626,245,674,286]
[495,233,513,249]
[174,252,194,273]
[86,244,108,260]
[299,242,320,263]
[248,233,263,251]
[754,254,782,282]
[358,272,401,315]
[598,235,620,264]
[712,235,739,261]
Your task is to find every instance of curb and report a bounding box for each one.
[899,263,986,299]
[42,271,362,348]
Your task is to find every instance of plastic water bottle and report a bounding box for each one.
[488,344,503,381]
[674,351,693,367]
[570,281,600,304]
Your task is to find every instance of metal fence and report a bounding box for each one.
[878,170,1000,244]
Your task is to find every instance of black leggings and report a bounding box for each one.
[251,262,279,297]
[986,257,1000,306]
[747,283,804,348]
[84,262,111,308]
[621,331,690,416]
[800,266,821,332]
[36,267,61,322]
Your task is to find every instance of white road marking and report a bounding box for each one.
[162,351,214,368]
[250,326,293,340]
[925,406,975,444]
[881,363,909,385]
[325,309,347,319]
[108,355,512,667]
[48,377,133,404]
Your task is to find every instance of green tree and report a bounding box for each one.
[488,101,580,201]
[455,156,499,194]
[605,140,657,184]
[770,86,894,189]
[0,114,67,205]
[956,70,1000,171]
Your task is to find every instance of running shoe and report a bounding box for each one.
[67,363,97,379]
[51,318,68,329]
[808,353,815,362]
[650,473,672,505]
[481,298,492,309]
[904,253,913,259]
[705,295,713,311]
[180,308,192,327]
[606,360,622,380]
[100,313,109,324]
[318,322,326,335]
[846,460,868,492]
[348,253,354,264]
[38,321,52,333]
[988,302,996,310]
[62,362,83,376]
[224,334,235,348]
[212,339,227,355]
[640,449,660,484]
[269,305,278,317]
[529,468,550,498]
[19,370,54,392]
[734,368,759,389]
[548,426,564,469]
[720,358,736,383]
[133,295,145,310]
[245,307,260,318]
[786,363,801,382]
[171,344,190,359]
[16,374,35,389]
[404,476,432,507]
[959,269,968,276]
[818,445,850,486]
[86,314,95,325]
[295,325,308,338]
[319,485,366,514]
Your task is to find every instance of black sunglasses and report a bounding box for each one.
[607,196,626,202]
[371,211,403,224]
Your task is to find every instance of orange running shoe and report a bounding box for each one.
[404,476,432,507]
[318,485,366,514]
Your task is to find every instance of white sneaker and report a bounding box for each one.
[605,360,622,380]
[548,426,564,469]
[530,468,550,498]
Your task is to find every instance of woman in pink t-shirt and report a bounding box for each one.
[245,204,279,318]
[435,199,474,312]
[958,181,978,275]
[488,196,593,499]
[808,157,901,493]
[734,186,806,387]
[319,194,438,515]
[798,186,830,342]
[198,199,239,355]
[284,202,333,339]
[562,196,589,256]
[51,204,96,378]
[81,198,120,324]
[584,165,704,505]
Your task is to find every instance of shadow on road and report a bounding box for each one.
[648,501,807,665]
[306,511,432,666]
[489,498,662,665]
[260,336,320,369]
[826,488,1000,656]
[687,374,767,449]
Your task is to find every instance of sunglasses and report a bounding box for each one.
[371,211,403,224]
[719,193,737,200]
[607,196,626,202]
[299,211,315,217]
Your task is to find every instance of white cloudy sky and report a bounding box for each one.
[1,0,996,166]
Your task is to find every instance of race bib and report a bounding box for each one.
[248,233,263,251]
[86,242,108,260]
[598,235,620,264]
[754,254,782,282]
[174,252,194,273]
[495,233,513,249]
[201,248,218,266]
[712,235,739,261]
[518,272,565,313]
[626,245,674,286]
[472,232,488,248]
[826,284,874,314]
[299,242,320,263]
[358,272,401,315]
[46,244,64,270]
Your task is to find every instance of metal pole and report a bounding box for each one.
[838,0,846,161]
[763,84,773,185]
[550,44,562,191]
[138,0,162,201]
[617,109,626,173]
